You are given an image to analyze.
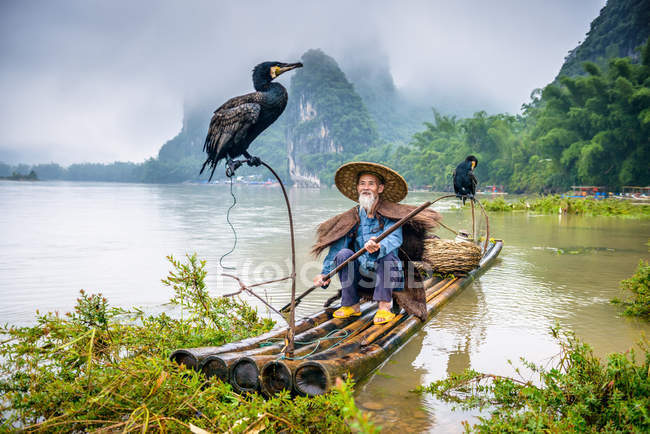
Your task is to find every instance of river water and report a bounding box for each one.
[1,180,649,432]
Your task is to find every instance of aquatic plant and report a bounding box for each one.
[417,327,650,432]
[612,260,650,319]
[481,195,650,218]
[0,253,374,432]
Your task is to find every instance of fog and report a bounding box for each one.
[0,0,605,164]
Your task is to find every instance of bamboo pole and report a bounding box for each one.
[471,199,476,241]
[423,277,451,297]
[360,277,458,347]
[231,309,377,393]
[360,314,404,346]
[258,314,377,395]
[283,279,452,364]
[230,355,279,393]
[170,309,331,369]
[426,278,459,303]
[200,301,377,381]
[295,285,462,396]
[291,311,407,363]
[475,198,490,252]
[334,278,451,348]
[260,359,301,396]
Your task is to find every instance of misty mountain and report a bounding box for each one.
[147,48,428,184]
[285,49,378,186]
[5,47,426,184]
[341,53,430,146]
[558,0,650,78]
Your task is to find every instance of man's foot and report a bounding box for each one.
[373,309,396,325]
[333,305,361,319]
[378,301,392,311]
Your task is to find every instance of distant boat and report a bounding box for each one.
[564,186,608,199]
[617,186,650,202]
[478,185,507,195]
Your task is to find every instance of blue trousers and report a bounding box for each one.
[334,248,403,306]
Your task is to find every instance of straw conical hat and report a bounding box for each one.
[334,162,408,203]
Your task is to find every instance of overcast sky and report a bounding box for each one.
[0,0,605,165]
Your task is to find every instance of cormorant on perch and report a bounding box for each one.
[453,155,478,204]
[200,61,303,179]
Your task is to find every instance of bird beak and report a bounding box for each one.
[471,161,476,170]
[276,62,303,76]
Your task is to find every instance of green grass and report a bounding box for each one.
[612,260,650,319]
[481,195,650,218]
[417,327,650,432]
[0,254,377,433]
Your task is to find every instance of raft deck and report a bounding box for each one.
[171,240,503,396]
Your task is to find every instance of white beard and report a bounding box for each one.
[358,192,377,214]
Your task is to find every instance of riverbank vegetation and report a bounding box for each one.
[612,260,650,319]
[418,327,650,432]
[0,170,38,181]
[480,196,650,218]
[383,36,650,192]
[0,254,374,432]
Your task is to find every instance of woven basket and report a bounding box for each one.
[419,238,482,274]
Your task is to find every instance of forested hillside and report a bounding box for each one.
[332,38,650,192]
[558,0,650,78]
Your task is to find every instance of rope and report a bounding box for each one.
[257,328,351,361]
[219,175,237,270]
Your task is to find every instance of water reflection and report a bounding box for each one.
[354,272,489,432]
[446,332,472,377]
[356,333,433,432]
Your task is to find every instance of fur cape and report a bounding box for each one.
[312,199,441,321]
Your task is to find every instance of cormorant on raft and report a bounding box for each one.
[200,61,303,180]
[453,155,478,204]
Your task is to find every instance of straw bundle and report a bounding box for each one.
[419,238,482,274]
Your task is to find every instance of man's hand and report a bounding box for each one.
[364,237,380,253]
[314,274,331,288]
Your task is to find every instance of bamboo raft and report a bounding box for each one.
[171,240,503,396]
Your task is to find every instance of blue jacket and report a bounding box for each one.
[321,207,403,275]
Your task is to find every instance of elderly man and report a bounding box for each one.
[312,162,441,325]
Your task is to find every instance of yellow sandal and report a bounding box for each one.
[333,306,361,318]
[373,309,396,325]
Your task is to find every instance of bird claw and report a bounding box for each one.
[225,159,244,177]
[246,156,262,167]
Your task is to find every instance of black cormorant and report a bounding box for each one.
[200,61,303,179]
[453,155,478,204]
